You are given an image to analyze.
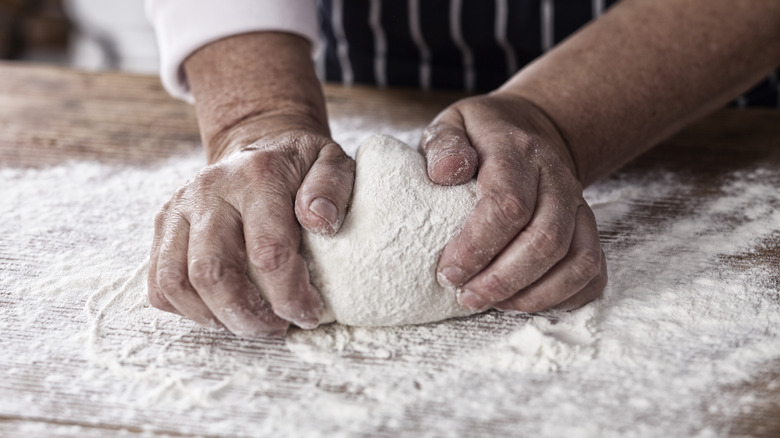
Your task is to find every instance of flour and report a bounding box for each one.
[286,306,598,373]
[298,135,477,326]
[1,114,779,437]
[464,307,598,373]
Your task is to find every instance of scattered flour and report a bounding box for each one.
[464,307,599,373]
[1,116,779,437]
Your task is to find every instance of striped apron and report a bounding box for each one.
[316,0,779,107]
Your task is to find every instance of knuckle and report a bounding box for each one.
[488,155,523,176]
[432,133,467,153]
[286,131,329,153]
[319,142,349,163]
[478,272,517,301]
[246,150,301,188]
[549,162,579,186]
[193,165,226,190]
[569,247,603,284]
[323,151,355,177]
[249,240,294,274]
[241,151,276,181]
[527,223,569,261]
[156,265,190,296]
[172,183,190,201]
[451,237,490,271]
[147,288,170,310]
[421,122,445,146]
[309,147,355,190]
[580,277,608,306]
[188,256,234,289]
[154,208,168,229]
[249,150,279,173]
[494,192,530,227]
[421,121,464,151]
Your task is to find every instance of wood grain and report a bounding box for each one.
[2,60,776,166]
[0,61,467,167]
[1,61,779,437]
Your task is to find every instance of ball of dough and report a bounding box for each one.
[251,134,480,327]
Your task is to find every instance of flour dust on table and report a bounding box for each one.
[1,115,779,437]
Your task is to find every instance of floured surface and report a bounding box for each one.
[1,117,779,437]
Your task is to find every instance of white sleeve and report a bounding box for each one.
[145,0,319,102]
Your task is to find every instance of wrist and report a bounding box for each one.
[206,110,331,164]
[183,31,330,163]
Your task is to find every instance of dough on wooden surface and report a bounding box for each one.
[252,134,479,327]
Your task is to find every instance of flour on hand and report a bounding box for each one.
[248,134,480,327]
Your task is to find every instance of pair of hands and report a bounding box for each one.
[146,0,780,337]
[147,92,607,338]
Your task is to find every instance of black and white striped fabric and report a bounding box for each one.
[316,0,779,107]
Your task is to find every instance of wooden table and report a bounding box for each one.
[0,62,778,437]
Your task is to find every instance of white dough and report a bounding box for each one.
[251,135,480,327]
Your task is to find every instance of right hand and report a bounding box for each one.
[421,93,607,314]
[147,127,355,338]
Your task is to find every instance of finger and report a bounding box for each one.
[244,186,324,330]
[492,206,604,313]
[436,146,538,289]
[420,110,479,186]
[147,207,180,314]
[295,141,355,235]
[188,204,289,338]
[456,172,578,310]
[553,251,608,312]
[156,213,224,330]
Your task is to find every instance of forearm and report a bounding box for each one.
[500,0,780,186]
[184,31,329,163]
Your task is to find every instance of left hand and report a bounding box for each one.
[420,92,607,313]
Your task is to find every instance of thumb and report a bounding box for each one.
[295,141,355,236]
[420,108,479,186]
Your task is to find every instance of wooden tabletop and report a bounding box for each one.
[0,62,472,168]
[1,62,779,437]
[1,62,779,169]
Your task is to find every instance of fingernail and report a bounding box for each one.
[297,321,319,330]
[458,289,488,311]
[310,198,339,228]
[438,266,465,287]
[289,287,323,330]
[283,310,321,330]
[294,315,320,330]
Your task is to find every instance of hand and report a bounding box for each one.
[421,93,607,313]
[148,126,354,337]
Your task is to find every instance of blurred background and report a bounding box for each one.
[0,0,157,73]
[2,0,775,106]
